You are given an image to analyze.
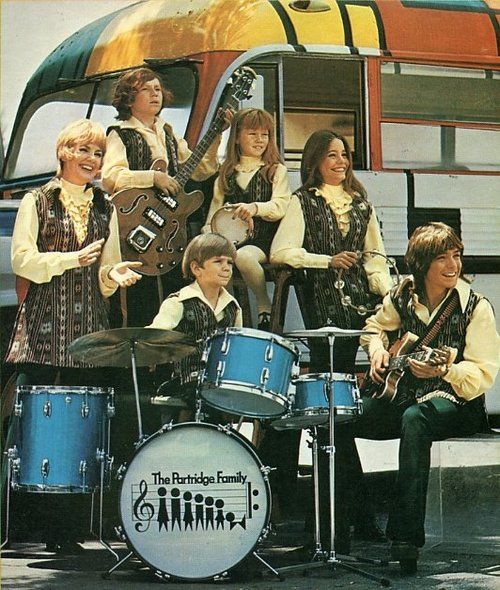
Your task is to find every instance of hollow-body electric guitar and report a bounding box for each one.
[362,332,454,403]
[112,67,256,276]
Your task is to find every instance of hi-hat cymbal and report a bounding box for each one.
[285,326,373,339]
[68,327,196,367]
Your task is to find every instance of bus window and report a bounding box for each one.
[381,63,500,171]
[282,56,364,169]
[5,85,95,179]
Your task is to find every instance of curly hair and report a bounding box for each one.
[112,68,173,121]
[182,233,237,280]
[405,222,464,292]
[300,129,366,198]
[56,119,105,177]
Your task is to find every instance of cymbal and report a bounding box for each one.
[285,326,373,339]
[68,328,196,367]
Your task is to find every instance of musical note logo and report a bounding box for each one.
[133,479,155,532]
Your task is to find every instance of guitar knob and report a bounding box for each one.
[178,247,184,252]
[170,261,177,267]
[156,246,164,252]
[157,263,164,269]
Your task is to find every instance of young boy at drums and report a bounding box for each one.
[148,233,242,420]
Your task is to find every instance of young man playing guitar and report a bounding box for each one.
[102,67,232,328]
[341,222,499,574]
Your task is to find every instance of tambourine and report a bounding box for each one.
[210,205,253,246]
[334,250,401,316]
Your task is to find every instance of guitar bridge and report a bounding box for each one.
[127,225,156,253]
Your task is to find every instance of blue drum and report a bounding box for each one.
[200,328,300,417]
[272,373,362,430]
[9,386,114,493]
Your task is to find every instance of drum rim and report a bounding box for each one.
[210,327,300,357]
[211,206,249,245]
[11,482,101,493]
[17,385,113,395]
[200,381,287,418]
[293,373,356,383]
[118,421,271,580]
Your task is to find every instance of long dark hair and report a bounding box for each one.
[300,129,366,198]
[112,68,173,121]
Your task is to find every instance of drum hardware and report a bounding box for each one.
[103,422,283,581]
[274,331,391,586]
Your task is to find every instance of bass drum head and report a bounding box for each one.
[119,422,270,580]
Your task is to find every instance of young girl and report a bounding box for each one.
[203,108,292,331]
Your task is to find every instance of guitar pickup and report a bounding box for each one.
[156,191,178,212]
[127,225,156,253]
[143,207,166,229]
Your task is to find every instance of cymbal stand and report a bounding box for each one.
[275,334,390,586]
[128,338,145,444]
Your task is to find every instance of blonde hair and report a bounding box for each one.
[218,108,283,194]
[182,233,237,280]
[56,119,106,176]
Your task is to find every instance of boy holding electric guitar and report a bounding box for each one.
[345,222,499,574]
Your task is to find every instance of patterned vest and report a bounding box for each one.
[172,296,238,384]
[6,180,112,367]
[392,281,482,405]
[296,188,375,329]
[225,169,276,254]
[107,124,179,176]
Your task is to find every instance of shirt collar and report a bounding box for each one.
[177,281,240,313]
[122,115,165,134]
[410,276,470,313]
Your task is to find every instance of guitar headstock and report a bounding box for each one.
[213,67,257,130]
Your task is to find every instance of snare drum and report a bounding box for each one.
[272,373,361,430]
[200,327,299,417]
[9,386,114,493]
[210,205,251,246]
[118,422,270,581]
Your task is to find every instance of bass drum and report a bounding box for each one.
[119,422,270,580]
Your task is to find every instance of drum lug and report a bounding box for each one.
[6,445,19,461]
[213,572,229,582]
[41,458,50,479]
[217,423,231,435]
[260,367,269,390]
[107,402,115,418]
[154,570,171,581]
[81,402,90,419]
[116,463,127,481]
[260,464,274,477]
[216,361,225,385]
[221,331,231,354]
[13,400,23,417]
[160,421,174,432]
[95,448,106,463]
[114,525,126,542]
[265,342,274,362]
[43,401,52,417]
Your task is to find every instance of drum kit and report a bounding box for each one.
[2,323,388,585]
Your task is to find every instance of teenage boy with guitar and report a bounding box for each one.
[346,222,499,574]
[102,67,234,328]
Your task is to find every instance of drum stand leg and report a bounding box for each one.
[102,550,135,579]
[129,340,146,444]
[310,426,326,561]
[274,336,391,586]
[252,550,285,581]
[0,455,13,549]
[94,459,119,561]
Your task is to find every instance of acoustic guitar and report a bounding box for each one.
[112,67,256,276]
[362,332,454,404]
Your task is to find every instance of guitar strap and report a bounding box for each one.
[411,289,460,351]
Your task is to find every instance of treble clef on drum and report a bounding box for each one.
[133,479,155,532]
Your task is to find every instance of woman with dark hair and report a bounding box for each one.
[271,129,391,374]
[270,129,392,552]
[355,222,499,573]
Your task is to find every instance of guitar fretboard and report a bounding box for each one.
[388,350,429,371]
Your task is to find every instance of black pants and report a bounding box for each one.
[335,394,486,548]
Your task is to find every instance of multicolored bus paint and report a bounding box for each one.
[1,0,499,409]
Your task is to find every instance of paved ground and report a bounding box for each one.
[2,530,499,589]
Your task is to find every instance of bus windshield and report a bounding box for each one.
[3,66,196,181]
